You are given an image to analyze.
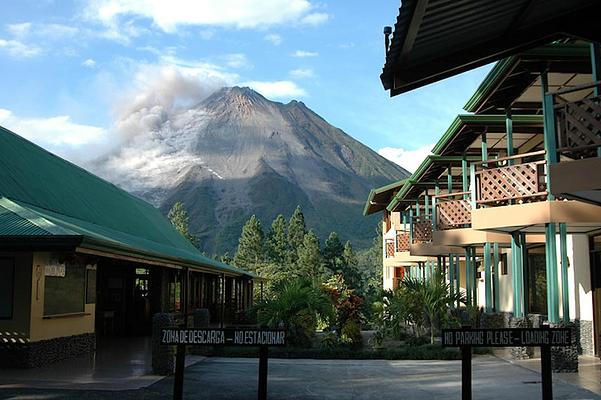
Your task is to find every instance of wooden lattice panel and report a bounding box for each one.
[412,221,432,243]
[396,232,410,252]
[437,199,471,229]
[476,162,546,203]
[556,96,601,158]
[385,239,394,258]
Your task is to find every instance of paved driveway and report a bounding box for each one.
[0,356,599,399]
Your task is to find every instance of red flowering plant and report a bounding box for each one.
[321,274,364,346]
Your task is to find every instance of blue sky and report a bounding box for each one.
[0,0,492,172]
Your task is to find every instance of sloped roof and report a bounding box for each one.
[363,179,408,216]
[0,125,253,277]
[381,0,600,96]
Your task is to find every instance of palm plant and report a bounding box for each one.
[254,278,334,347]
[400,272,464,344]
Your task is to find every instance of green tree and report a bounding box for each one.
[342,241,362,291]
[297,230,324,281]
[167,202,197,246]
[288,205,307,251]
[266,214,289,265]
[323,232,344,273]
[234,215,265,273]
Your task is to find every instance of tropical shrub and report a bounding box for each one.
[340,319,363,349]
[253,278,334,347]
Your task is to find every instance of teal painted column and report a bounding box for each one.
[402,212,407,231]
[455,254,461,307]
[409,209,414,243]
[506,109,514,165]
[462,157,468,200]
[540,71,558,200]
[481,132,488,167]
[447,166,453,193]
[471,247,478,308]
[424,194,430,218]
[493,242,500,312]
[511,233,524,317]
[484,242,492,313]
[560,223,570,321]
[590,43,601,156]
[545,223,560,323]
[469,163,477,210]
[449,253,455,300]
[416,200,420,217]
[465,247,472,306]
[521,232,529,316]
[433,184,439,231]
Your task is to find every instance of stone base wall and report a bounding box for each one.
[0,333,95,368]
[550,321,578,373]
[578,320,594,356]
[509,317,534,359]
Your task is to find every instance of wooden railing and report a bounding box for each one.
[434,191,471,230]
[412,215,432,244]
[385,239,395,258]
[396,231,410,252]
[473,150,548,206]
[554,82,601,159]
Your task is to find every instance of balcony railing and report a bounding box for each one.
[473,150,548,206]
[412,215,432,243]
[396,231,410,252]
[554,82,601,159]
[433,191,471,230]
[385,238,395,258]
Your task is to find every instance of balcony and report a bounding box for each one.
[385,230,410,258]
[411,215,432,244]
[434,191,471,230]
[550,87,601,205]
[473,150,548,207]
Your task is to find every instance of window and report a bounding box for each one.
[44,257,86,316]
[500,253,508,275]
[0,258,15,319]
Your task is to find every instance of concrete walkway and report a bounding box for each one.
[1,355,600,399]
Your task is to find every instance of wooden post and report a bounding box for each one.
[541,344,553,400]
[258,345,269,400]
[461,345,472,400]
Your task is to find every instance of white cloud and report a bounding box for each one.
[291,50,318,58]
[0,38,41,58]
[264,33,282,45]
[6,22,31,38]
[223,53,250,69]
[83,58,97,67]
[241,80,306,99]
[0,108,108,163]
[300,12,329,26]
[84,0,328,33]
[378,144,434,173]
[289,68,314,79]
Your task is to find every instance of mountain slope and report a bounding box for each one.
[96,87,409,254]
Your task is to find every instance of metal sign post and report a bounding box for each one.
[161,328,287,400]
[442,327,571,400]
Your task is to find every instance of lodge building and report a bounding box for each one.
[0,126,257,368]
[367,0,601,364]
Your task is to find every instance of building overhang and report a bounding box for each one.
[384,251,429,266]
[409,242,463,257]
[471,200,601,234]
[433,228,511,247]
[381,0,601,96]
[550,158,601,206]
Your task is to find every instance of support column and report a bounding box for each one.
[447,166,453,193]
[493,243,500,312]
[455,254,461,307]
[559,223,570,322]
[541,71,558,200]
[465,247,472,306]
[449,253,455,300]
[461,157,469,200]
[545,223,560,323]
[471,247,478,308]
[484,242,492,313]
[511,233,524,318]
[409,208,414,243]
[506,109,514,164]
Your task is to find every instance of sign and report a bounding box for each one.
[44,261,66,277]
[160,328,286,347]
[442,328,571,347]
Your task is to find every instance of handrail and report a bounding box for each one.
[433,191,470,200]
[471,150,546,166]
[548,80,601,97]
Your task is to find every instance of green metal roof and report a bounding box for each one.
[0,125,254,278]
[464,43,592,114]
[363,178,407,216]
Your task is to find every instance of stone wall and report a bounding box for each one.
[578,320,594,356]
[0,333,95,368]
